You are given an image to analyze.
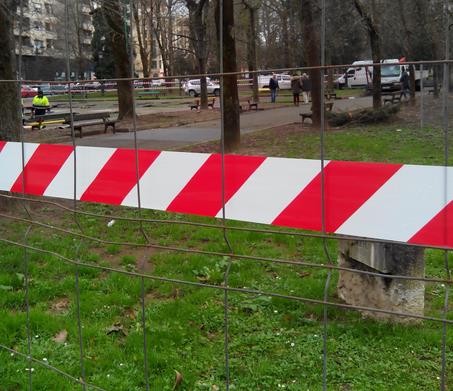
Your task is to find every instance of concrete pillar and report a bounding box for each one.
[337,240,425,323]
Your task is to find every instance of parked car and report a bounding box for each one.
[257,74,292,90]
[151,79,165,87]
[21,85,38,98]
[184,78,220,97]
[66,81,102,92]
[31,84,66,96]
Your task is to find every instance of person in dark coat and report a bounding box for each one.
[269,74,279,103]
[400,67,410,99]
[291,74,302,106]
[301,73,311,104]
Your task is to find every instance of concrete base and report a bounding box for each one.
[337,240,425,323]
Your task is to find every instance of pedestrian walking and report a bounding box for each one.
[400,67,410,99]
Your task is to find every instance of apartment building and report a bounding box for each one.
[14,0,94,80]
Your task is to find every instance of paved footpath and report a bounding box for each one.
[70,96,373,150]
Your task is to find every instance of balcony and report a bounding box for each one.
[44,30,58,39]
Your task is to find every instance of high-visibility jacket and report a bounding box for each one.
[32,95,49,108]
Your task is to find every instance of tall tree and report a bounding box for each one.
[300,0,321,127]
[242,0,260,102]
[153,0,176,76]
[101,0,134,120]
[0,0,21,142]
[133,0,154,79]
[216,0,240,151]
[91,8,116,79]
[353,0,382,109]
[186,0,210,109]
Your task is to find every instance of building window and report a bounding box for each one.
[44,3,53,15]
[23,36,33,47]
[34,39,44,46]
[46,39,54,49]
[33,21,43,31]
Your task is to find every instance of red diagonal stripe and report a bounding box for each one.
[81,149,160,205]
[272,161,402,232]
[166,154,266,216]
[10,144,73,195]
[408,201,453,248]
[0,141,6,153]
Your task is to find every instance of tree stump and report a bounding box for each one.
[337,240,425,323]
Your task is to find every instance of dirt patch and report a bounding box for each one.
[145,287,182,303]
[49,297,70,314]
[89,245,155,273]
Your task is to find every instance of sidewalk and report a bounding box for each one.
[72,96,372,150]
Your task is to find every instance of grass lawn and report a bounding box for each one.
[1,111,452,390]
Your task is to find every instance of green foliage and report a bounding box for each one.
[91,8,116,79]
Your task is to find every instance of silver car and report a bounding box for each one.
[184,78,220,97]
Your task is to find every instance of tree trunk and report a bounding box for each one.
[216,0,240,151]
[369,28,382,109]
[301,0,321,127]
[397,0,416,104]
[102,0,134,120]
[187,0,209,109]
[0,0,21,142]
[245,2,259,102]
[133,3,150,78]
[353,0,382,109]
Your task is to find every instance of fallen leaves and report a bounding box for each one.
[53,329,68,344]
[106,323,128,336]
[173,370,183,389]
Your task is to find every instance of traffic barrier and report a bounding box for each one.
[0,141,451,248]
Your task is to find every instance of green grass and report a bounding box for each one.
[1,118,452,390]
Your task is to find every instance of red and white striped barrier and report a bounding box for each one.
[0,141,451,248]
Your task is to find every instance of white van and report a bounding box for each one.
[258,74,292,90]
[336,59,427,90]
[335,60,373,88]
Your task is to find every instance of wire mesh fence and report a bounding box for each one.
[0,0,452,390]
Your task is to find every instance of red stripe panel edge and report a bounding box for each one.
[80,149,161,205]
[272,160,403,232]
[10,144,74,196]
[409,201,453,248]
[0,141,6,153]
[166,154,266,217]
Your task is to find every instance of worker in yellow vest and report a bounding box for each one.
[32,89,50,129]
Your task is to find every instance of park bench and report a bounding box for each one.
[190,98,216,110]
[382,91,402,104]
[239,98,259,111]
[24,111,74,129]
[324,92,337,100]
[423,79,441,94]
[137,90,160,100]
[62,112,117,138]
[23,104,60,115]
[300,102,334,123]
